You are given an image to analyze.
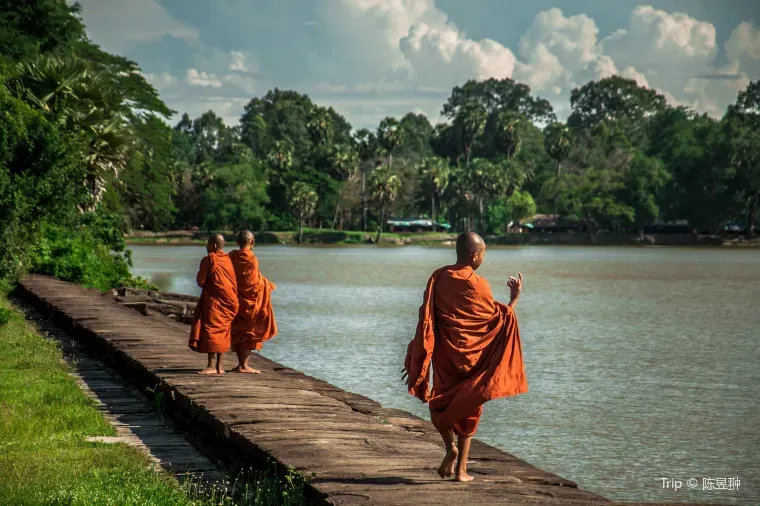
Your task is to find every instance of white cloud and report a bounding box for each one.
[186,69,224,88]
[76,0,196,54]
[400,23,516,88]
[142,72,178,89]
[228,51,248,72]
[726,21,760,81]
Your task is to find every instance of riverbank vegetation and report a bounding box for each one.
[0,295,306,505]
[2,0,760,290]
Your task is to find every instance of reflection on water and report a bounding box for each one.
[130,244,760,505]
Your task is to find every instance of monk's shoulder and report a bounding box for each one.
[470,272,495,299]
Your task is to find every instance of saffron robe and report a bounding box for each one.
[189,250,239,354]
[404,265,527,437]
[229,248,278,351]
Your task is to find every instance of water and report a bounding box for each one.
[130,244,760,505]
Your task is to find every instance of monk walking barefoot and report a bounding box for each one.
[229,230,278,374]
[403,232,527,482]
[189,234,239,375]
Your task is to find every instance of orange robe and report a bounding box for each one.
[404,265,527,437]
[189,251,239,353]
[229,248,278,351]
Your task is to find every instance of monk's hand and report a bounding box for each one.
[400,367,410,385]
[508,272,523,299]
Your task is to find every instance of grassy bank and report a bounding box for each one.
[0,295,306,506]
[126,229,760,248]
[126,229,457,246]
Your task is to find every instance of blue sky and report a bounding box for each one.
[76,0,760,129]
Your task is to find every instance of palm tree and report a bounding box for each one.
[7,55,132,208]
[377,117,404,169]
[371,167,401,243]
[287,182,318,244]
[454,104,486,167]
[544,122,572,215]
[266,140,292,183]
[329,146,358,228]
[463,158,508,234]
[497,112,522,160]
[418,157,450,225]
[307,109,333,146]
[355,129,380,231]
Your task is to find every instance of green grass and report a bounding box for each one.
[0,295,307,506]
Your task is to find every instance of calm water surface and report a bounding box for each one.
[130,245,760,505]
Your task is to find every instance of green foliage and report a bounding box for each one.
[29,220,153,291]
[485,191,537,234]
[200,160,270,232]
[0,83,86,282]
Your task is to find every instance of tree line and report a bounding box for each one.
[1,1,759,288]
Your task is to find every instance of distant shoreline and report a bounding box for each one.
[125,230,760,248]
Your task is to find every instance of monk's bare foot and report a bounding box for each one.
[198,367,217,375]
[216,368,225,375]
[437,444,458,478]
[231,365,261,374]
[455,472,474,482]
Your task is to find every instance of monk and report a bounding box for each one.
[189,234,239,375]
[228,230,278,374]
[402,232,527,482]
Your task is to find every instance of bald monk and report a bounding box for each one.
[402,232,527,482]
[229,230,278,374]
[189,234,239,375]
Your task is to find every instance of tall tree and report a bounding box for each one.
[377,117,403,169]
[725,80,760,239]
[371,167,401,243]
[418,157,450,224]
[287,182,318,244]
[568,76,666,149]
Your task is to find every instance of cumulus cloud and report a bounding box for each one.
[78,0,760,128]
[185,69,224,88]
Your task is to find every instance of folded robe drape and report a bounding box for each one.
[404,265,527,436]
[189,250,239,354]
[229,249,278,351]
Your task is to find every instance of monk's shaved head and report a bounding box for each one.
[207,233,225,253]
[456,232,486,269]
[237,230,254,249]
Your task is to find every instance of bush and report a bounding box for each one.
[29,221,154,292]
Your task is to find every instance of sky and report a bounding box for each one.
[75,0,760,129]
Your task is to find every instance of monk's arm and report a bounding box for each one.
[508,293,519,308]
[196,257,210,288]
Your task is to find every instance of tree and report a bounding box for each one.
[544,122,573,214]
[113,116,177,231]
[568,76,666,149]
[371,167,401,243]
[355,129,380,231]
[377,117,403,169]
[418,157,450,224]
[329,145,358,228]
[0,83,86,281]
[6,55,133,207]
[287,182,318,244]
[201,159,269,232]
[725,80,760,239]
[462,158,509,234]
[442,78,556,124]
[621,152,670,238]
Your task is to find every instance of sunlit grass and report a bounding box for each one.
[0,295,306,506]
